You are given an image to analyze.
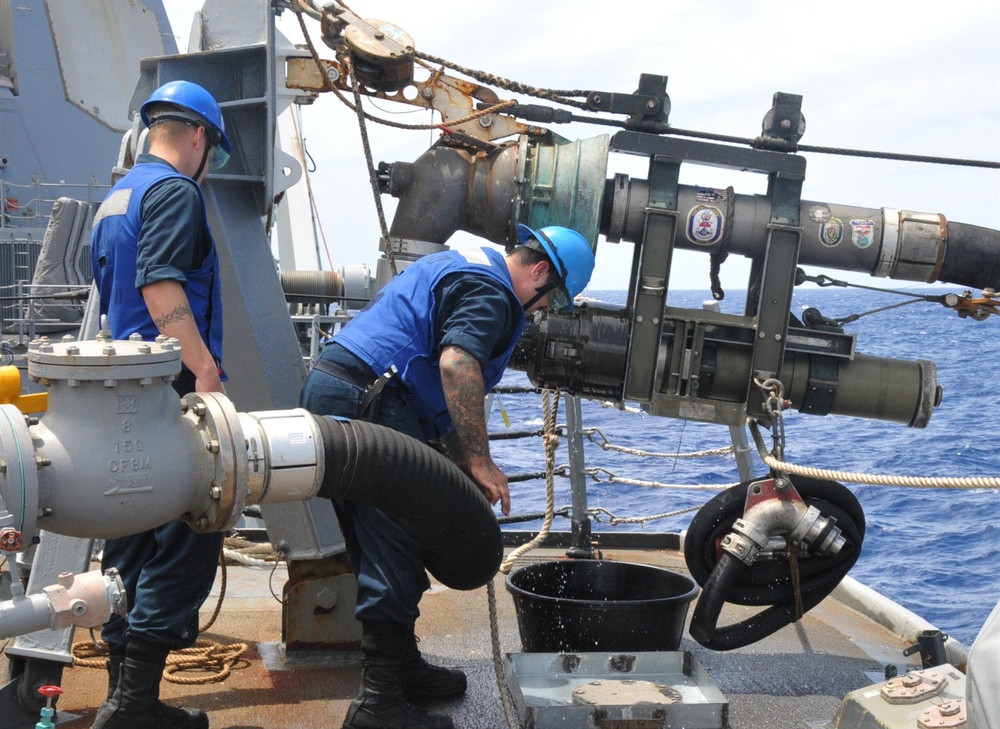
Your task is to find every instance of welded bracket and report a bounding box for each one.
[610,117,807,411]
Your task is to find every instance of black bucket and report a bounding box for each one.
[505,560,700,653]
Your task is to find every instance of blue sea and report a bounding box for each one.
[489,287,999,648]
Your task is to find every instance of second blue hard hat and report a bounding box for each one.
[516,224,596,310]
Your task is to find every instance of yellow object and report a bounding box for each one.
[0,365,47,413]
[496,392,511,428]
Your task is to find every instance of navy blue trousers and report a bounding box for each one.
[100,371,223,650]
[300,346,430,625]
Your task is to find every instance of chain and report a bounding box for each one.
[584,426,734,459]
[590,504,703,527]
[413,52,591,109]
[754,378,788,463]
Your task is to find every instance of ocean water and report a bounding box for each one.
[489,287,999,647]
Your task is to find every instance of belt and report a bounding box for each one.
[311,358,377,390]
[311,357,397,421]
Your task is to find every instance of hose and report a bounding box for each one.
[685,476,865,650]
[313,416,503,591]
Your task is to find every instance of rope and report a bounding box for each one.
[793,271,986,324]
[415,50,1000,170]
[291,3,1000,177]
[343,56,396,277]
[223,535,283,567]
[71,638,249,685]
[747,419,1000,489]
[162,640,249,684]
[487,579,524,729]
[667,127,1000,169]
[489,390,561,729]
[788,546,804,621]
[500,391,561,573]
[70,540,252,684]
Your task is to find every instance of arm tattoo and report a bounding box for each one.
[154,304,193,331]
[442,348,490,460]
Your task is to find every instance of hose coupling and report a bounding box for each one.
[722,476,843,566]
[789,504,845,555]
[722,518,770,564]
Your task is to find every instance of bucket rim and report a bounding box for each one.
[504,558,700,607]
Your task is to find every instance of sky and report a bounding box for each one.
[164,0,1000,293]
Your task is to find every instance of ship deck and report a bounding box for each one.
[5,546,928,729]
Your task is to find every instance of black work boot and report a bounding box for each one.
[343,621,454,729]
[400,629,467,700]
[90,646,125,728]
[94,640,208,729]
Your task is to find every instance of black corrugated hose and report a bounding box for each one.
[685,476,865,651]
[314,416,503,591]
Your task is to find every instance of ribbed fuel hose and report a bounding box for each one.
[314,416,503,591]
[684,476,865,650]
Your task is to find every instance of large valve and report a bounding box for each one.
[0,332,324,547]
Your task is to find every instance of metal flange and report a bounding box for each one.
[0,403,40,548]
[181,392,249,533]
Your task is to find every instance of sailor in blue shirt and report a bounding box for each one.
[89,80,231,729]
[301,226,595,729]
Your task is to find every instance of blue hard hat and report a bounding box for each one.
[516,224,596,311]
[140,80,232,170]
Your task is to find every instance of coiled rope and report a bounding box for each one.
[69,537,284,684]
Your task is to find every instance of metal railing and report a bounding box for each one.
[1,179,108,230]
[0,235,91,341]
[0,280,90,343]
[0,182,100,341]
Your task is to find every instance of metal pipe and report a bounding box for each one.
[0,569,125,640]
[563,395,594,558]
[511,302,940,428]
[603,177,1000,291]
[384,132,999,291]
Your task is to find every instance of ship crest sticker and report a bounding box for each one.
[850,219,875,249]
[820,217,843,247]
[686,205,724,245]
